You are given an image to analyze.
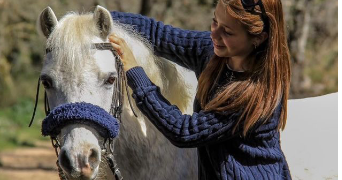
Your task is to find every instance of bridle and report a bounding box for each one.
[93,43,137,121]
[29,42,138,180]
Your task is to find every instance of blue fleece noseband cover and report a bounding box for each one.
[42,102,120,138]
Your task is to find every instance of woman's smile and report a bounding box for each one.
[213,41,226,49]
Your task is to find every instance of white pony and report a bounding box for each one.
[37,6,197,180]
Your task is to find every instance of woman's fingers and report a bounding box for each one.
[109,35,121,44]
[110,42,123,56]
[109,34,126,47]
[109,37,122,48]
[109,34,126,57]
[108,33,139,71]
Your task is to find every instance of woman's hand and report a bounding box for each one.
[108,33,139,71]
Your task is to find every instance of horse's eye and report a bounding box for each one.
[105,76,116,85]
[40,75,53,89]
[41,79,52,89]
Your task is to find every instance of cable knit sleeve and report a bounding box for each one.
[126,67,242,148]
[111,11,214,72]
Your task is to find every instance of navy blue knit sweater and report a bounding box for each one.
[111,11,292,180]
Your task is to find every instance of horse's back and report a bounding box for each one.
[281,93,338,180]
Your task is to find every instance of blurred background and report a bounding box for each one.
[0,0,338,179]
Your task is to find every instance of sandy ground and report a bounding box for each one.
[0,169,60,180]
[0,142,59,180]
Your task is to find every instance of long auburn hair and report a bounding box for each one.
[196,0,291,136]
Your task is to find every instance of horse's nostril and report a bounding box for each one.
[59,149,73,173]
[58,147,100,179]
[76,148,100,178]
[88,148,100,167]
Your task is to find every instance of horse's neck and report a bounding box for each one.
[115,109,197,179]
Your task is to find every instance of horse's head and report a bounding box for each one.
[37,6,123,180]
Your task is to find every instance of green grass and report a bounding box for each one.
[0,97,47,151]
[0,65,50,151]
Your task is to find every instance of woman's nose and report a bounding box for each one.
[210,26,221,41]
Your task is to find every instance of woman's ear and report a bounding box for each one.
[253,32,268,47]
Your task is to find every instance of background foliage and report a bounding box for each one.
[0,0,338,150]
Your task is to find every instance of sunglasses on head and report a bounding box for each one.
[241,0,269,31]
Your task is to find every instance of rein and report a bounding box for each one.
[29,42,138,180]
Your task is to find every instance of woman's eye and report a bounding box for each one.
[225,31,233,36]
[212,18,218,25]
[105,76,116,85]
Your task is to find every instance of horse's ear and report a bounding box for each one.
[94,5,114,40]
[37,6,58,38]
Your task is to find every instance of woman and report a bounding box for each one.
[109,0,291,179]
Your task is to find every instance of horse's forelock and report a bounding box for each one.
[46,13,98,72]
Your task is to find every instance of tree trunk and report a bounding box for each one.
[140,0,153,16]
[287,0,312,98]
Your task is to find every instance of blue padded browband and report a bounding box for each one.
[42,102,120,138]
